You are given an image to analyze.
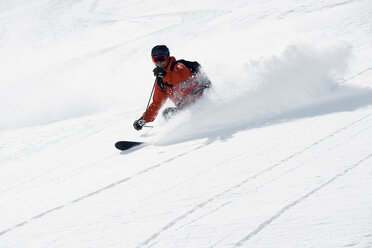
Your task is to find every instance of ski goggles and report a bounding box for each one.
[152,55,167,63]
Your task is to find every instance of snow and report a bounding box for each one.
[1,0,372,247]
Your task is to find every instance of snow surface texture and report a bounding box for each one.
[1,0,372,247]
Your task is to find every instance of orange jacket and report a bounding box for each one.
[141,56,202,122]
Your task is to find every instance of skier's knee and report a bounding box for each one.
[162,107,178,120]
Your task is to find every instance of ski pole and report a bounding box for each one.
[142,77,157,122]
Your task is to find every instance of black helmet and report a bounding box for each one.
[151,45,170,58]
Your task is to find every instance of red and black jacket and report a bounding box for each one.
[141,56,203,123]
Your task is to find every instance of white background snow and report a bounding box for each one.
[1,0,372,247]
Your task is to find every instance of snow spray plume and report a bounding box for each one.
[155,42,372,145]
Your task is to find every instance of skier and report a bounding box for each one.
[133,45,211,131]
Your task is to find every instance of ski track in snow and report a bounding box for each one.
[277,0,362,19]
[233,153,372,247]
[1,113,369,242]
[136,113,372,247]
[0,144,205,237]
[341,67,372,84]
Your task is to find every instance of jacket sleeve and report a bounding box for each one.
[141,83,167,123]
[163,63,192,85]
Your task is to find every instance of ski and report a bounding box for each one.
[115,141,144,151]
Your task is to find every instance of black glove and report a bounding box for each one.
[133,118,146,131]
[153,67,167,78]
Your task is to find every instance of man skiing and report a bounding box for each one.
[133,45,211,131]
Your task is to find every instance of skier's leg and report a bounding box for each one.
[162,107,179,120]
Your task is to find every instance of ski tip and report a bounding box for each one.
[115,141,144,151]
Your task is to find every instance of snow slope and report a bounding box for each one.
[1,0,372,247]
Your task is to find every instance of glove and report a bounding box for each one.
[153,67,167,78]
[133,118,146,131]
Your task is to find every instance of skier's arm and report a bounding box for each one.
[141,85,166,123]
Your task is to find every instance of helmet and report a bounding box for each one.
[151,45,170,58]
